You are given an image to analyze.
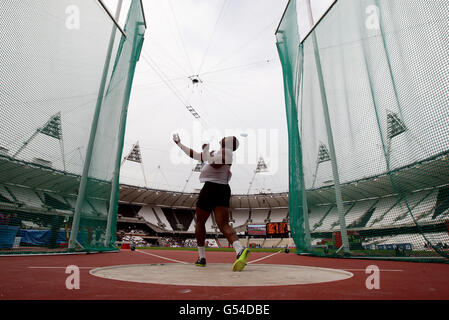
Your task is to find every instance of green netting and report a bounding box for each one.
[275,0,309,253]
[277,0,449,260]
[0,0,146,254]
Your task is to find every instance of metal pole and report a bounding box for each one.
[247,171,257,194]
[69,0,124,249]
[105,17,146,246]
[140,162,148,187]
[295,39,312,251]
[306,0,350,253]
[60,135,66,172]
[13,131,38,158]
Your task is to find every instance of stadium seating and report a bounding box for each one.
[138,205,160,226]
[89,199,108,217]
[263,238,283,248]
[376,192,428,228]
[366,196,399,228]
[314,206,340,232]
[250,209,270,223]
[217,237,229,247]
[247,238,264,247]
[0,186,14,207]
[205,213,217,233]
[344,199,377,227]
[308,188,448,250]
[153,206,172,230]
[0,184,76,216]
[118,204,141,218]
[187,216,196,232]
[173,209,195,231]
[269,208,288,222]
[161,207,183,231]
[365,232,449,251]
[230,209,249,227]
[397,190,437,225]
[206,238,218,248]
[309,205,332,230]
[6,185,43,210]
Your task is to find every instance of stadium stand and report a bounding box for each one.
[161,207,183,231]
[217,237,229,247]
[230,209,249,227]
[309,204,332,231]
[307,188,447,231]
[366,196,399,228]
[314,206,344,232]
[378,192,430,227]
[278,238,295,247]
[247,238,264,248]
[433,186,449,219]
[343,199,377,228]
[90,199,108,217]
[118,204,141,218]
[187,215,196,232]
[206,238,219,248]
[250,209,270,223]
[364,232,449,251]
[269,208,288,222]
[263,238,283,248]
[0,186,14,205]
[392,190,437,226]
[137,205,159,226]
[6,185,43,210]
[205,213,218,233]
[38,192,72,212]
[153,206,172,230]
[173,208,195,231]
[113,181,448,255]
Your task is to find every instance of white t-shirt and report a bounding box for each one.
[177,142,234,184]
[200,148,233,184]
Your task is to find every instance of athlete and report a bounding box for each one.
[173,133,250,272]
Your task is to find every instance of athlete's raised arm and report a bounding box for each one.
[173,134,203,161]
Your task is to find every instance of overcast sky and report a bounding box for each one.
[102,0,335,194]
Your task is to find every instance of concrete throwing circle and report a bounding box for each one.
[90,263,353,287]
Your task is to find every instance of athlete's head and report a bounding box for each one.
[220,136,239,151]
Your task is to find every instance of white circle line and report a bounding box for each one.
[135,249,189,264]
[89,263,354,287]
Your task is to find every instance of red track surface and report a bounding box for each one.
[0,249,448,300]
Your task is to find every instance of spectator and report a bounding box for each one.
[0,212,10,225]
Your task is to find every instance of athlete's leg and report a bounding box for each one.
[195,207,210,247]
[194,207,210,266]
[214,206,238,245]
[214,206,251,272]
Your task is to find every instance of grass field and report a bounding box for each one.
[136,246,292,253]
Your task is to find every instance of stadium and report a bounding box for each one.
[0,0,448,309]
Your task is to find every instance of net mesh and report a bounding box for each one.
[0,0,145,254]
[277,0,449,259]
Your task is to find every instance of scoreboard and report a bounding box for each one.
[247,224,267,236]
[266,222,289,236]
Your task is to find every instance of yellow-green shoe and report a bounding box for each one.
[195,257,206,267]
[232,248,250,272]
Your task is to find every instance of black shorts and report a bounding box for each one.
[196,181,231,212]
